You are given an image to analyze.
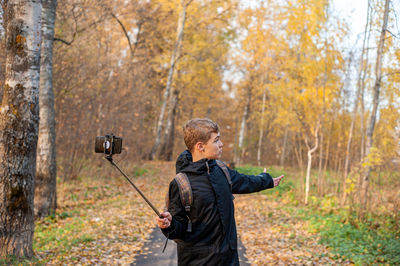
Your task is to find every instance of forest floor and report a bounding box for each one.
[31,160,351,265]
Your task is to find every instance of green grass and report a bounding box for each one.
[0,256,41,266]
[33,212,95,256]
[294,206,400,265]
[235,165,291,196]
[235,165,285,177]
[134,167,148,177]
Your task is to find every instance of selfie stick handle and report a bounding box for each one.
[106,156,161,217]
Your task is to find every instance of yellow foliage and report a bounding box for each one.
[362,147,384,169]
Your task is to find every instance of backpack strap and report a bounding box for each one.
[174,172,193,212]
[216,160,232,191]
[164,172,193,233]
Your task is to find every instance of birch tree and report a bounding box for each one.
[0,0,42,257]
[149,0,189,160]
[35,0,57,218]
[360,0,390,209]
[237,87,251,165]
[305,121,320,204]
[342,2,371,205]
[257,86,267,166]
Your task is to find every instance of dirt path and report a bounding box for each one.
[132,228,251,265]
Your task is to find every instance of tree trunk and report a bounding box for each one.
[305,121,320,205]
[159,89,179,161]
[294,134,304,176]
[360,0,390,209]
[237,88,251,165]
[233,115,239,163]
[149,0,187,160]
[321,118,333,195]
[342,4,370,206]
[0,0,42,258]
[360,1,373,163]
[35,0,58,218]
[257,87,267,166]
[317,130,324,194]
[280,125,289,167]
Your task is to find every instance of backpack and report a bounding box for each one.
[164,160,232,233]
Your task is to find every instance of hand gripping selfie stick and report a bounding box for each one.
[105,154,161,217]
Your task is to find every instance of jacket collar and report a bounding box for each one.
[176,150,216,174]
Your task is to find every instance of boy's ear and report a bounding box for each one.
[194,141,205,152]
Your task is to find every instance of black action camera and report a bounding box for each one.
[95,134,122,155]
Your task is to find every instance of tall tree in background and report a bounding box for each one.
[342,1,371,206]
[35,0,58,218]
[0,0,42,257]
[237,86,251,165]
[360,0,390,209]
[149,0,189,160]
[159,89,179,161]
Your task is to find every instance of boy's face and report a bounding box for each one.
[202,132,223,160]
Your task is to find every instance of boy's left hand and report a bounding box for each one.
[264,168,284,187]
[273,175,284,187]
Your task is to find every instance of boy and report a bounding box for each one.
[156,118,283,265]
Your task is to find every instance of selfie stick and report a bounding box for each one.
[105,155,161,217]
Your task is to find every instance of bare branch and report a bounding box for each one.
[53,18,106,46]
[386,29,399,39]
[383,71,400,78]
[111,13,134,57]
[110,13,143,60]
[53,37,74,45]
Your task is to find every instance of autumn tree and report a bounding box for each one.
[35,0,58,218]
[360,0,391,209]
[149,0,189,160]
[0,0,42,257]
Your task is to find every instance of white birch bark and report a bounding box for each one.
[257,86,267,166]
[159,89,179,161]
[360,0,373,162]
[0,0,42,257]
[305,121,320,205]
[150,0,187,160]
[360,0,390,208]
[35,0,58,218]
[237,88,251,165]
[342,2,371,205]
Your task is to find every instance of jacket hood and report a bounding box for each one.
[176,150,216,174]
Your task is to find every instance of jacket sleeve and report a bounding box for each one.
[161,179,188,240]
[229,168,274,194]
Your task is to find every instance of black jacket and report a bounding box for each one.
[162,150,274,265]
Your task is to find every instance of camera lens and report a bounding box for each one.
[104,140,111,150]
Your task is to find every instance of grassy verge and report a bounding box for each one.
[295,206,400,265]
[236,165,400,265]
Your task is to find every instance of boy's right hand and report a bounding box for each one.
[156,212,172,229]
